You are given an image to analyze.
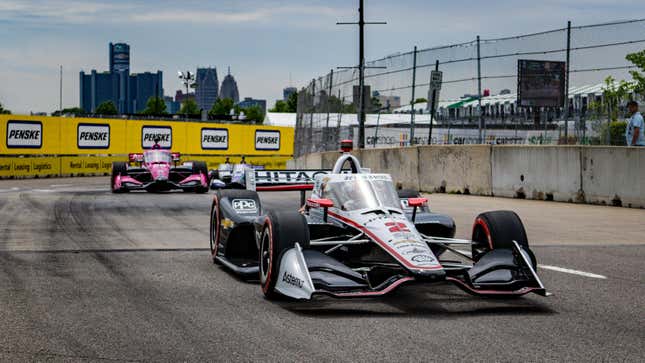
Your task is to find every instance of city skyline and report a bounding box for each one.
[1,0,645,113]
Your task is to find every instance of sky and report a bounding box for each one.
[0,0,644,114]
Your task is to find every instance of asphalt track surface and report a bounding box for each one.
[0,177,643,362]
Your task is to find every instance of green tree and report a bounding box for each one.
[240,105,265,122]
[286,91,298,112]
[0,102,11,114]
[209,98,235,117]
[270,100,288,112]
[52,107,84,116]
[95,101,118,115]
[142,96,167,115]
[413,98,428,104]
[602,76,632,122]
[371,96,382,111]
[626,49,645,95]
[180,99,200,115]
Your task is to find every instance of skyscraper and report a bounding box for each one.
[283,87,297,101]
[80,42,162,114]
[220,67,240,104]
[195,67,219,111]
[109,43,130,73]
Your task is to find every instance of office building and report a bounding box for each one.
[164,96,181,114]
[175,90,195,103]
[220,67,240,104]
[79,42,163,114]
[283,87,297,101]
[195,67,219,111]
[237,97,266,114]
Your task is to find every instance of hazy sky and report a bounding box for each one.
[0,0,644,114]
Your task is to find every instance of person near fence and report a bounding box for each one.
[626,101,644,147]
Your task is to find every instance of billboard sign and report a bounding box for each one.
[141,126,172,149]
[255,130,280,151]
[77,123,110,149]
[6,120,42,148]
[201,128,228,150]
[517,59,565,107]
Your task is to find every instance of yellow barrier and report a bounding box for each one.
[0,115,293,156]
[0,115,294,178]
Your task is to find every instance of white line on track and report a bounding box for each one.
[538,265,607,279]
[455,250,607,279]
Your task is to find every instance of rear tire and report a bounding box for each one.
[471,210,536,269]
[259,210,310,300]
[111,162,128,193]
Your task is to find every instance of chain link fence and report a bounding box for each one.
[295,19,645,156]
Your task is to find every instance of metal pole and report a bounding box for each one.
[428,59,439,145]
[326,69,333,129]
[410,45,417,145]
[59,65,63,112]
[357,0,366,149]
[477,35,483,144]
[373,111,381,148]
[564,20,571,143]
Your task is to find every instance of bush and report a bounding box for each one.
[599,121,627,145]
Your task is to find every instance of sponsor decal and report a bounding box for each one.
[142,126,172,149]
[385,221,410,233]
[232,199,257,213]
[77,124,110,149]
[255,130,280,151]
[254,170,328,184]
[282,271,304,288]
[404,247,429,255]
[201,128,228,150]
[6,121,42,148]
[221,218,235,230]
[411,254,436,264]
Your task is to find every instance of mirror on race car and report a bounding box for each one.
[306,198,334,208]
[407,197,428,207]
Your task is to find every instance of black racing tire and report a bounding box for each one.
[191,161,209,193]
[259,210,310,300]
[397,189,421,199]
[111,162,128,193]
[209,195,222,265]
[471,210,536,269]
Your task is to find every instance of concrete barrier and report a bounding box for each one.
[291,145,645,208]
[491,146,583,202]
[418,145,492,195]
[581,147,645,207]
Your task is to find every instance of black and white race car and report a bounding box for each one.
[208,144,546,300]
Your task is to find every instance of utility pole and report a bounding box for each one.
[410,46,418,145]
[476,35,483,144]
[564,20,571,142]
[337,0,386,149]
[59,65,63,112]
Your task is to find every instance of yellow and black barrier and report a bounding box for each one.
[0,115,293,178]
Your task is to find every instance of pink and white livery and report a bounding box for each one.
[111,150,209,193]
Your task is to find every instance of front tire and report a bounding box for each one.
[209,196,222,265]
[192,161,209,193]
[259,210,310,300]
[471,210,536,269]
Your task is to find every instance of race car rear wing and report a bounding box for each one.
[245,169,329,192]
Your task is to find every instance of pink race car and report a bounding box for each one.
[111,150,209,193]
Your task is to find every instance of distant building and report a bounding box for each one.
[196,67,219,111]
[220,67,240,104]
[372,91,400,111]
[283,87,297,101]
[175,90,195,103]
[237,97,267,114]
[164,96,181,114]
[80,42,162,114]
[109,42,130,73]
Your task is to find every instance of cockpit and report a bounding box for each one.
[143,150,172,164]
[321,177,401,211]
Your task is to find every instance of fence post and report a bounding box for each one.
[410,45,418,145]
[564,20,571,143]
[477,35,483,144]
[325,69,333,145]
